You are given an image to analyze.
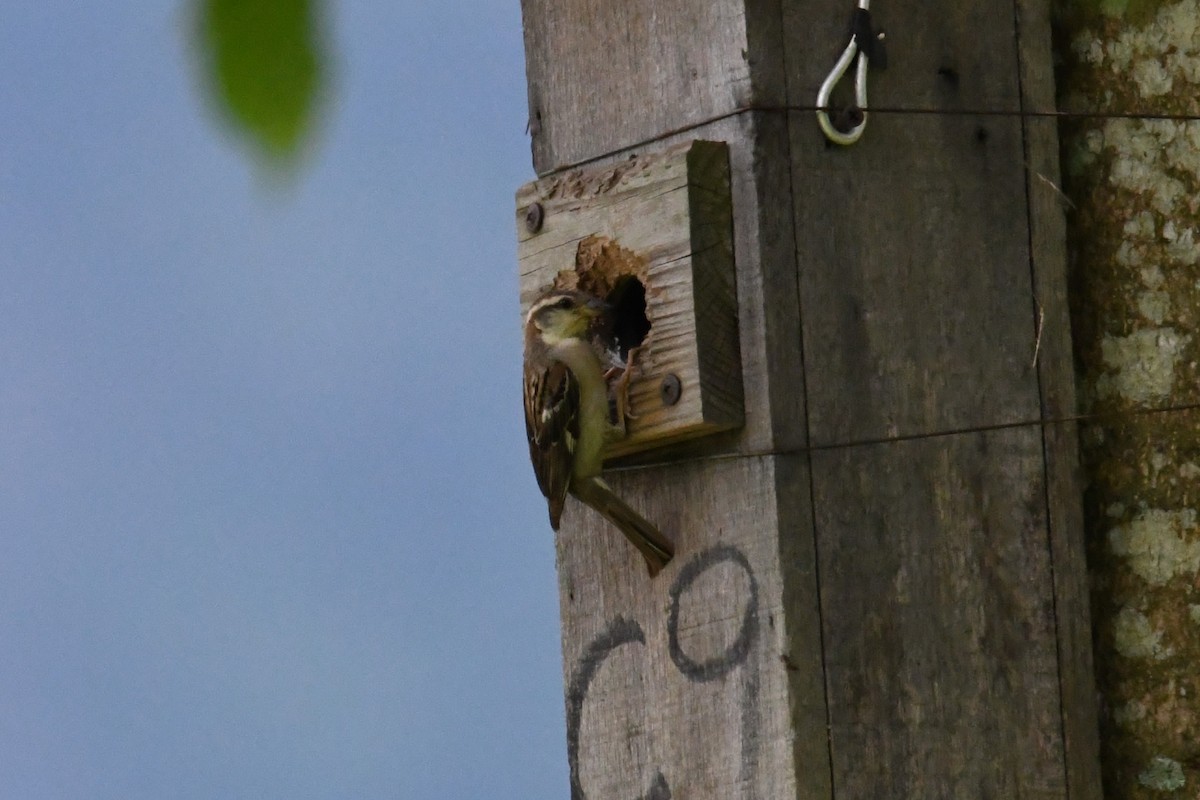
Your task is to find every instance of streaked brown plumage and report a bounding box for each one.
[523,289,674,576]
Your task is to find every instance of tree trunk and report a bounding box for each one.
[1055,1,1200,795]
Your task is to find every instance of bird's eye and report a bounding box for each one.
[556,297,574,309]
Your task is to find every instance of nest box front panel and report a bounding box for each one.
[516,140,743,460]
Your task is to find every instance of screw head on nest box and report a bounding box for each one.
[660,374,683,406]
[524,203,544,234]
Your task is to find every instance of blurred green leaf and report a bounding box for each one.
[197,0,324,162]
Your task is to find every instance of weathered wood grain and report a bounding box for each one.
[521,0,783,173]
[1016,0,1104,794]
[812,428,1066,797]
[1041,416,1103,799]
[788,111,1042,445]
[779,0,1101,796]
[516,140,744,458]
[556,456,829,800]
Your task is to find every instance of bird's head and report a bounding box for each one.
[525,290,607,344]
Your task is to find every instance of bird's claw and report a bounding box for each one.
[612,346,642,425]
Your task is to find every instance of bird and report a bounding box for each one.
[523,288,675,576]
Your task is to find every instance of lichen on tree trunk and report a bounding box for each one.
[1055,0,1200,795]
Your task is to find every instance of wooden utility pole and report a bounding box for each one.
[516,0,1103,797]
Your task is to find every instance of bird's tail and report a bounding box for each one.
[573,477,674,577]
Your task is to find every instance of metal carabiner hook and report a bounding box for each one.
[816,0,884,146]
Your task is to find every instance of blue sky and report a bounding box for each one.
[0,2,568,797]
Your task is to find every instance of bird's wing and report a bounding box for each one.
[524,358,579,529]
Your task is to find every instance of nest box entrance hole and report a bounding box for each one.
[605,276,651,360]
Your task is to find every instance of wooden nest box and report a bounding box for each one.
[516,140,744,460]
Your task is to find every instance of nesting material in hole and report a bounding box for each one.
[589,276,652,426]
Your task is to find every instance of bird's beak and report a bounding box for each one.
[584,296,609,317]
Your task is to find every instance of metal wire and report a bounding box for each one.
[604,400,1200,473]
[535,102,1200,177]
